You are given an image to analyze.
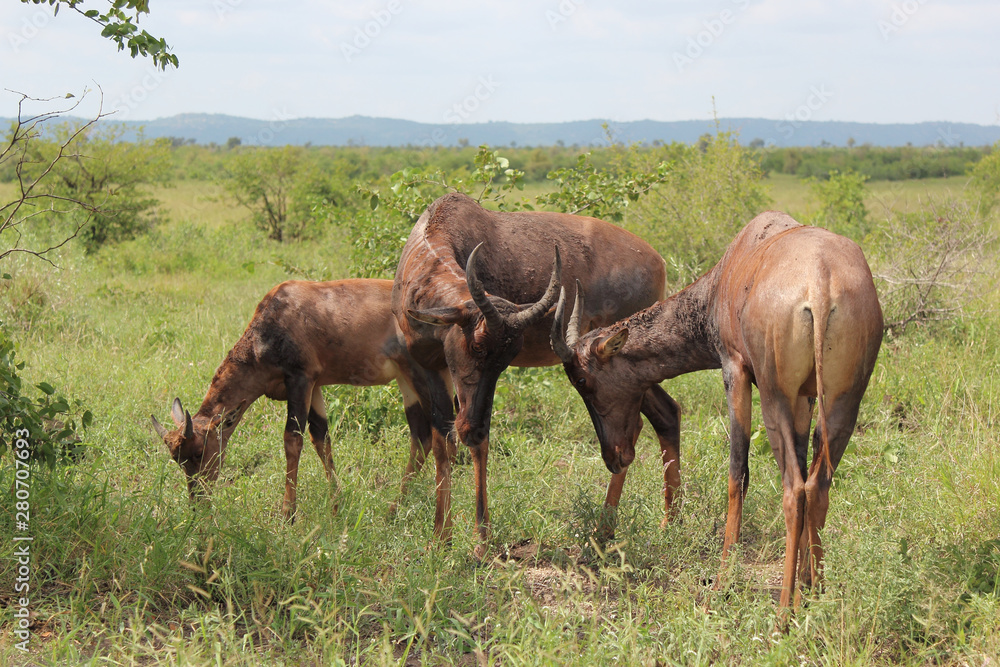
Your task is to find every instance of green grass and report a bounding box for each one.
[765,173,973,219]
[1,176,999,665]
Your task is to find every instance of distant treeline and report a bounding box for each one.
[754,143,989,181]
[5,126,992,189]
[165,138,992,185]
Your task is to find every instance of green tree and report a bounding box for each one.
[968,142,1000,214]
[19,0,178,69]
[224,146,340,242]
[808,168,871,241]
[22,122,172,253]
[631,131,771,285]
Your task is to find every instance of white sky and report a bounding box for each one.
[1,0,998,126]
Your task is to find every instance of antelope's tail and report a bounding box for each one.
[812,296,833,479]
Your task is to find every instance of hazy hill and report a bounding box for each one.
[11,113,1000,148]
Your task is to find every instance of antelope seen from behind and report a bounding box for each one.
[552,211,883,610]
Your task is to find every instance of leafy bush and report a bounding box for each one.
[629,131,771,285]
[808,168,872,241]
[0,317,91,467]
[968,141,1000,214]
[535,149,671,223]
[16,122,171,253]
[352,146,526,278]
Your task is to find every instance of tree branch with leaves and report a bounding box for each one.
[20,0,178,69]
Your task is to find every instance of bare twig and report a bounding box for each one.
[1,88,113,263]
[871,197,997,336]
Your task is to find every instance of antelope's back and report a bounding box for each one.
[392,192,667,365]
[714,212,883,395]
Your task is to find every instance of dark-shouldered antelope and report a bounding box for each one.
[393,192,676,558]
[151,278,450,520]
[552,211,883,610]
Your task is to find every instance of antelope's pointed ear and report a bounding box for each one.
[596,328,629,361]
[151,414,169,439]
[184,410,195,441]
[407,306,469,326]
[171,397,186,427]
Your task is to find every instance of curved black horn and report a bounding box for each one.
[550,279,584,363]
[566,278,583,347]
[511,245,562,328]
[551,287,574,363]
[465,242,506,332]
[151,414,169,439]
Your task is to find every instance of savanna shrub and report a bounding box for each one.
[808,168,872,242]
[628,131,771,286]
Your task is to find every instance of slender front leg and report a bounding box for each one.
[390,376,433,515]
[596,469,628,543]
[307,385,334,480]
[282,377,313,522]
[413,366,455,543]
[641,385,682,526]
[469,435,490,560]
[307,385,339,515]
[431,427,453,542]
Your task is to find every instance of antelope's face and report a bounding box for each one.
[151,398,226,499]
[551,286,647,474]
[409,297,529,446]
[562,327,646,474]
[406,243,562,447]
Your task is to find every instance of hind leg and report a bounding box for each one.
[758,388,808,611]
[307,385,340,514]
[801,392,862,592]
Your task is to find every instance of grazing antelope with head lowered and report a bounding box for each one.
[151,279,449,520]
[552,211,883,609]
[393,192,678,558]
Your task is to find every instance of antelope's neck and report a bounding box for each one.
[625,274,722,383]
[195,355,262,426]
